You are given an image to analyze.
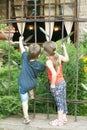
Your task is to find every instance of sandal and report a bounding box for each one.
[49,119,58,126]
[63,118,68,124]
[49,119,64,126]
[58,120,64,126]
[24,117,31,124]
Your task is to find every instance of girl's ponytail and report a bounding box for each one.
[53,52,61,72]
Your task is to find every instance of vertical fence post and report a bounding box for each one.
[8,0,11,95]
[75,0,80,122]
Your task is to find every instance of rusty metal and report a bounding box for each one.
[1,17,87,25]
[61,0,65,44]
[1,0,87,120]
[8,0,11,96]
[34,0,37,43]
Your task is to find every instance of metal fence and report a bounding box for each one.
[0,0,87,121]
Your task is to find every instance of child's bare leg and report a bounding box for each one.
[29,89,35,99]
[58,110,63,121]
[63,113,68,123]
[22,101,29,118]
[22,101,31,124]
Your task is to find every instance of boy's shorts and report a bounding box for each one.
[20,92,29,103]
[19,86,29,102]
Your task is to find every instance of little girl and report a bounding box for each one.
[43,41,69,126]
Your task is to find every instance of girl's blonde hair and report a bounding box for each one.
[43,41,61,72]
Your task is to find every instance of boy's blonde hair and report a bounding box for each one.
[29,43,41,59]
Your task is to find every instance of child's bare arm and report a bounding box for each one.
[60,43,69,62]
[46,60,56,88]
[19,36,25,53]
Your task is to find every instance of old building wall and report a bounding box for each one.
[78,0,87,42]
[0,0,7,19]
[0,0,87,42]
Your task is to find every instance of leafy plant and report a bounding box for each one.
[0,96,22,118]
[0,24,7,30]
[0,38,87,117]
[56,40,87,116]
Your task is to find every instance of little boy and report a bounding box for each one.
[18,36,45,124]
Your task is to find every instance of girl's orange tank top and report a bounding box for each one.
[46,59,64,84]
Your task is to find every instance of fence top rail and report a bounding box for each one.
[1,17,87,24]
